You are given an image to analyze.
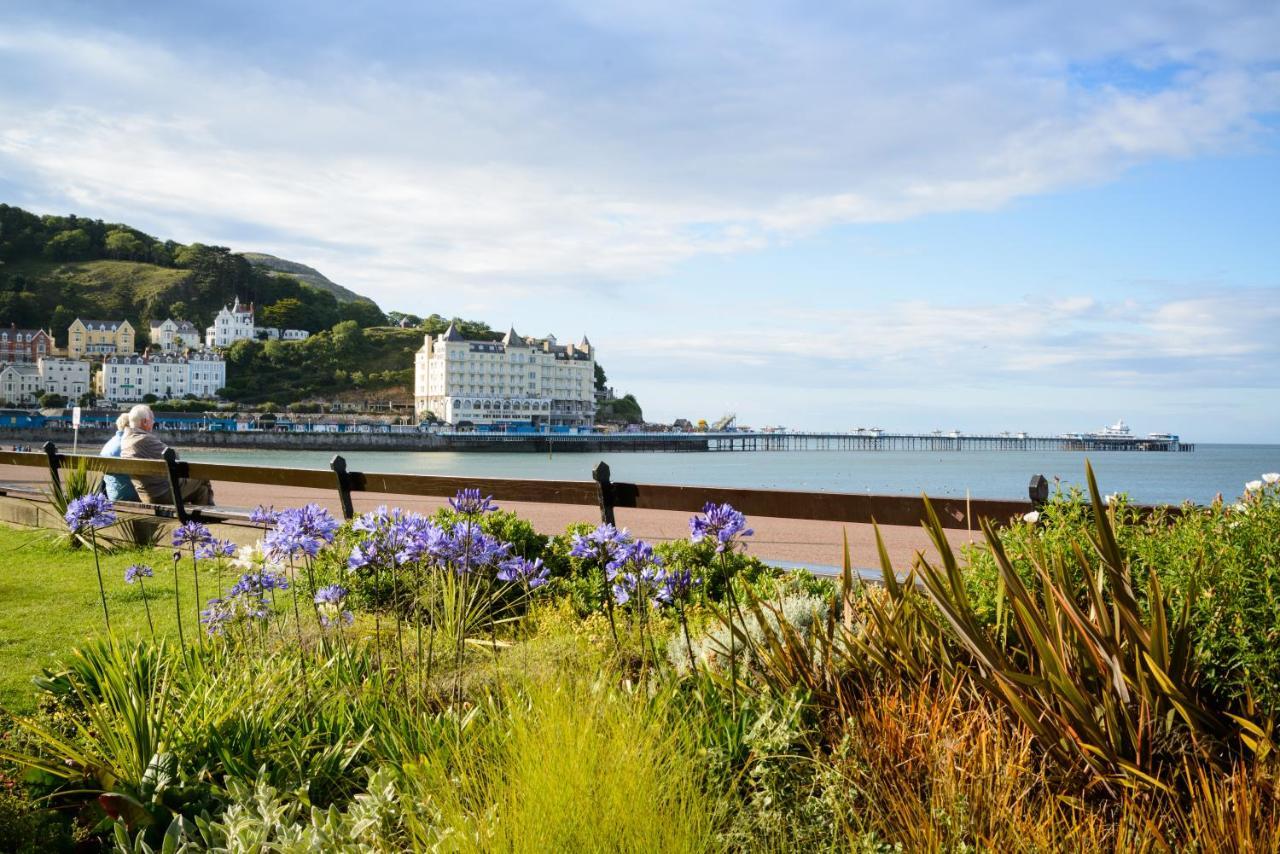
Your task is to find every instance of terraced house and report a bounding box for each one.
[414,324,596,428]
[96,350,226,403]
[149,318,202,352]
[0,325,53,363]
[67,318,135,359]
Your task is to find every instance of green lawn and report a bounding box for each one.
[0,523,203,713]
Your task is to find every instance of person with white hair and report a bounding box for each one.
[98,412,140,501]
[120,404,215,505]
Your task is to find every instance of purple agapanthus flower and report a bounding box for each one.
[661,568,700,604]
[64,494,117,532]
[228,570,288,598]
[690,502,754,554]
[124,564,154,583]
[497,556,550,589]
[612,566,669,608]
[569,523,633,570]
[349,507,439,570]
[172,520,213,548]
[264,504,339,560]
[200,597,233,635]
[314,584,353,628]
[450,520,511,574]
[249,505,279,526]
[195,538,237,560]
[449,488,497,515]
[606,538,661,581]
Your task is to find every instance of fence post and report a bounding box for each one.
[42,441,61,496]
[331,455,355,521]
[592,461,616,526]
[1028,474,1049,509]
[163,448,190,524]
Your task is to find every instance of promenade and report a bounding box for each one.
[0,461,978,571]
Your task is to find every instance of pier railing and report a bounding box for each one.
[0,444,1145,532]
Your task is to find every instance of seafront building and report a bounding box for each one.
[96,350,227,403]
[0,357,91,405]
[67,318,135,359]
[149,318,202,351]
[0,326,54,363]
[414,325,596,428]
[205,297,309,347]
[37,357,90,400]
[0,363,39,405]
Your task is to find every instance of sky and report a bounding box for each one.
[1,1,1277,441]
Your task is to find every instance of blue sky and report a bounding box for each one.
[1,1,1278,440]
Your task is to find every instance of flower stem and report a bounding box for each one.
[138,576,156,645]
[89,529,111,635]
[172,554,186,652]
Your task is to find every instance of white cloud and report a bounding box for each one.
[0,4,1276,309]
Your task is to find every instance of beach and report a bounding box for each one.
[0,461,979,570]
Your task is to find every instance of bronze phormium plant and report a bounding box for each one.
[913,462,1261,791]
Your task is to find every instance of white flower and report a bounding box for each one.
[1263,472,1280,485]
[1023,510,1040,523]
[1103,492,1119,506]
[1245,480,1264,492]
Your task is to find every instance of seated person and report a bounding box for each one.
[120,404,215,506]
[99,413,140,502]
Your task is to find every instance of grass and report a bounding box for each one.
[5,258,190,303]
[0,523,201,713]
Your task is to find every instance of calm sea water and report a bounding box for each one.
[179,444,1280,505]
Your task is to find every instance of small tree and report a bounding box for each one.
[38,392,67,409]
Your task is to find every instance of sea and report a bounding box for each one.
[179,443,1280,505]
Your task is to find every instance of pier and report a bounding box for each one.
[0,426,1192,454]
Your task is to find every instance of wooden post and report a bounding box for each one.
[592,461,616,526]
[1028,474,1049,509]
[331,455,355,521]
[163,448,190,523]
[42,441,61,496]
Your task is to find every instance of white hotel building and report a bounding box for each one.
[97,350,227,403]
[414,325,596,428]
[205,297,309,348]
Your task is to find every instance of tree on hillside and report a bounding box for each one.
[104,230,144,260]
[594,363,607,392]
[260,298,307,330]
[43,229,91,261]
[49,305,77,343]
[339,299,386,328]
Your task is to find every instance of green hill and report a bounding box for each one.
[0,204,385,346]
[240,252,364,303]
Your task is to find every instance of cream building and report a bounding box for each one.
[149,318,201,351]
[97,350,226,403]
[67,318,135,359]
[414,324,595,428]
